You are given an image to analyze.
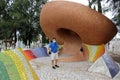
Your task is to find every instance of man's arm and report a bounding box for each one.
[48,44,51,54]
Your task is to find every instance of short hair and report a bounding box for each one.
[53,37,56,40]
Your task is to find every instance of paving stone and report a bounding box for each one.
[30,57,120,80]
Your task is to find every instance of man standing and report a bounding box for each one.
[49,38,59,69]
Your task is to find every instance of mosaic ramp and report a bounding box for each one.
[31,47,49,57]
[0,61,10,80]
[0,52,21,80]
[0,49,39,80]
[39,47,48,57]
[103,53,120,78]
[13,49,36,80]
[4,50,30,80]
[23,50,37,60]
[17,48,39,80]
[88,53,120,78]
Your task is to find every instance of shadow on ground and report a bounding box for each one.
[109,52,120,64]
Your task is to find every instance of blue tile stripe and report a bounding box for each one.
[103,53,119,78]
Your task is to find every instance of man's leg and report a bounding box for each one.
[52,60,54,66]
[52,60,56,69]
[51,53,56,69]
[55,53,59,68]
[55,59,57,65]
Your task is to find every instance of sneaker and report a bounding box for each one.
[55,65,59,68]
[52,66,56,69]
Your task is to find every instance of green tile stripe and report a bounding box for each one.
[13,49,34,80]
[0,61,10,80]
[5,50,28,80]
[0,53,21,80]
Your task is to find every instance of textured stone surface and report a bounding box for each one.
[40,1,117,45]
[40,1,117,61]
[30,57,120,80]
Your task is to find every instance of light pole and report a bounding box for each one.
[16,31,20,42]
[16,31,20,48]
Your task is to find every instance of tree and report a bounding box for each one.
[88,0,102,13]
[0,0,13,39]
[10,0,48,46]
[0,0,48,48]
[0,0,15,49]
[104,0,120,31]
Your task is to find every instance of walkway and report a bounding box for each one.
[30,57,120,80]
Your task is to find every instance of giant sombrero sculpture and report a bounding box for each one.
[40,1,117,62]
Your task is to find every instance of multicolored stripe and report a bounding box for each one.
[0,48,39,80]
[18,48,39,80]
[23,50,36,60]
[86,44,105,62]
[0,52,21,80]
[4,50,29,80]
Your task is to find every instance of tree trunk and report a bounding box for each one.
[98,0,102,13]
[5,37,7,50]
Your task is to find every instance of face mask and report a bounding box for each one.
[53,39,56,43]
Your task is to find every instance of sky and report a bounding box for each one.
[49,0,89,6]
[61,0,89,5]
[49,0,113,19]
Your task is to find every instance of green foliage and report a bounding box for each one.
[41,32,49,44]
[0,0,6,13]
[104,0,120,29]
[0,0,48,46]
[0,0,13,39]
[88,0,102,13]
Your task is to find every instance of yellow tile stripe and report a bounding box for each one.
[4,50,28,80]
[17,48,39,80]
[13,49,34,80]
[86,44,105,62]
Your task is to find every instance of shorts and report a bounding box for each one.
[51,52,58,60]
